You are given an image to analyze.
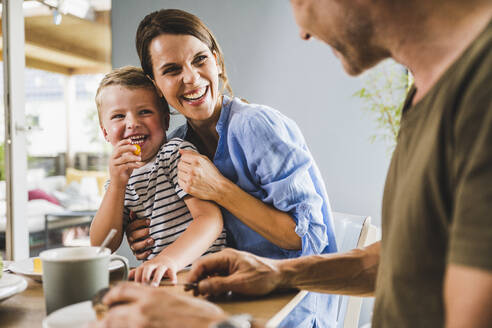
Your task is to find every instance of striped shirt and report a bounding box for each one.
[123,137,226,261]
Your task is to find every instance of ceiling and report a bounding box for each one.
[0,2,111,75]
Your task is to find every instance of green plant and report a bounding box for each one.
[353,59,413,151]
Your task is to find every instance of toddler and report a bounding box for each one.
[90,66,226,285]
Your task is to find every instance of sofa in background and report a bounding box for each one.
[0,168,107,255]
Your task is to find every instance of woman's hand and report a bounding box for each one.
[129,255,178,286]
[88,282,227,328]
[177,149,227,202]
[125,212,153,260]
[178,150,301,250]
[109,139,143,188]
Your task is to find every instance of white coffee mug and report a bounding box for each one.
[40,246,129,314]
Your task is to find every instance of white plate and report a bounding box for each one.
[0,273,28,302]
[42,300,96,328]
[9,257,125,281]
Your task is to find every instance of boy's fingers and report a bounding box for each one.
[143,265,157,284]
[113,152,141,164]
[115,139,133,147]
[125,162,144,170]
[134,266,143,283]
[112,144,140,158]
[152,266,168,287]
[167,267,177,284]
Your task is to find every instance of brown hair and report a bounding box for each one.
[135,9,233,97]
[95,65,170,125]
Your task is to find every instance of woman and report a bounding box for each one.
[127,9,338,327]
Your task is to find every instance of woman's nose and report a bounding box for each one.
[182,66,200,84]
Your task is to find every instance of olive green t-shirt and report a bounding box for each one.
[372,20,492,327]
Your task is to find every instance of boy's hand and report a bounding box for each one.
[129,255,178,287]
[109,139,144,187]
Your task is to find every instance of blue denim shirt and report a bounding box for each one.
[169,96,338,327]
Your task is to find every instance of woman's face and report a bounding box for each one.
[149,34,222,124]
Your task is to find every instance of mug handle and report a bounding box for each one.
[110,254,129,281]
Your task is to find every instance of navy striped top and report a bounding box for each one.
[123,137,226,261]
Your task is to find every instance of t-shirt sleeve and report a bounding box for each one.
[448,63,492,271]
[163,138,198,200]
[231,109,330,256]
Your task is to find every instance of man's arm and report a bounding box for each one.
[188,241,380,297]
[444,264,492,328]
[278,241,380,296]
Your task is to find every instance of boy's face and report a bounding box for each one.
[99,85,167,163]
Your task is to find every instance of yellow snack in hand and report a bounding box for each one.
[133,144,141,156]
[33,258,43,273]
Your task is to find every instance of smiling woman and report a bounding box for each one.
[121,8,340,327]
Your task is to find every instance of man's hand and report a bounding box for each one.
[88,282,227,328]
[187,248,286,297]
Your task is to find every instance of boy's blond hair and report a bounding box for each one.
[95,66,170,125]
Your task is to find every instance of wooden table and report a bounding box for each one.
[0,269,306,328]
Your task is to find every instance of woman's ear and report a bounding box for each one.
[213,51,222,75]
[146,75,165,98]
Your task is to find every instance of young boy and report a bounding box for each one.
[90,66,226,286]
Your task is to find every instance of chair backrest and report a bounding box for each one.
[332,211,379,328]
[333,212,371,253]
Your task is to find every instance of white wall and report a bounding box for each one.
[111,0,390,261]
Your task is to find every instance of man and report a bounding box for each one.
[93,0,492,327]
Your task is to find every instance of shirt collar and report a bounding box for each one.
[215,95,233,136]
